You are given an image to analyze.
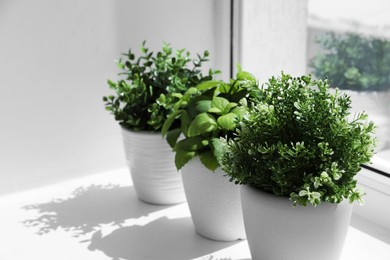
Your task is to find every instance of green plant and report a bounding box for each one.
[310,32,390,91]
[161,69,259,171]
[103,42,218,132]
[222,73,377,206]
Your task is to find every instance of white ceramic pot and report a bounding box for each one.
[241,185,353,260]
[121,128,186,205]
[181,157,246,241]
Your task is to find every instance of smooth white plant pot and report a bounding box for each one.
[181,157,246,241]
[121,128,186,205]
[240,185,353,260]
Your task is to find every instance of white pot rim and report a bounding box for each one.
[242,184,350,208]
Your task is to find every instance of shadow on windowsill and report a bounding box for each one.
[87,216,240,260]
[21,184,242,259]
[21,184,170,237]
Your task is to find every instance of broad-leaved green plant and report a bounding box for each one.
[103,42,218,131]
[222,73,377,206]
[162,70,258,171]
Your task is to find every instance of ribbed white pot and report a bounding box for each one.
[241,185,353,260]
[181,157,246,241]
[121,128,186,205]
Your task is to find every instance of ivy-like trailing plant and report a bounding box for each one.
[103,42,218,132]
[310,32,390,92]
[161,69,259,171]
[222,73,377,207]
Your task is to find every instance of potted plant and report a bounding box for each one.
[222,73,377,260]
[103,42,218,205]
[161,69,258,241]
[310,32,390,150]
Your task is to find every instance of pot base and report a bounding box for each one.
[182,158,246,242]
[122,128,186,205]
[241,185,353,260]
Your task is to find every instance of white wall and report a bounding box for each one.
[0,0,229,195]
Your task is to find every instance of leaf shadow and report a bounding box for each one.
[21,184,170,237]
[87,216,240,260]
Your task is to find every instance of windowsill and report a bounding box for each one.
[0,169,389,260]
[353,150,390,239]
[371,149,390,177]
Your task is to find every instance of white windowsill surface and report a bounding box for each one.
[0,169,389,260]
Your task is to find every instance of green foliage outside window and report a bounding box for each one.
[222,73,377,206]
[310,32,390,92]
[103,42,218,132]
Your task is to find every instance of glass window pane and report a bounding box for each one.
[307,0,390,174]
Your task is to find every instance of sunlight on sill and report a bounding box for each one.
[0,168,389,260]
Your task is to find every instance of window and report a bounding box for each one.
[307,0,390,159]
[233,0,390,241]
[307,0,390,237]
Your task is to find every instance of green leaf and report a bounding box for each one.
[225,102,238,113]
[166,128,181,148]
[107,79,117,88]
[175,136,205,151]
[217,112,238,130]
[231,106,247,119]
[162,110,181,137]
[211,138,227,164]
[187,113,218,137]
[171,93,183,99]
[188,95,212,117]
[181,110,192,137]
[208,107,222,114]
[211,97,230,113]
[183,87,199,97]
[236,63,243,72]
[175,149,196,170]
[200,151,219,171]
[196,80,221,91]
[219,82,232,93]
[195,99,212,113]
[236,71,256,81]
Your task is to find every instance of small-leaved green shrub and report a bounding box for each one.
[103,42,218,132]
[161,69,259,171]
[310,32,390,91]
[222,73,377,206]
